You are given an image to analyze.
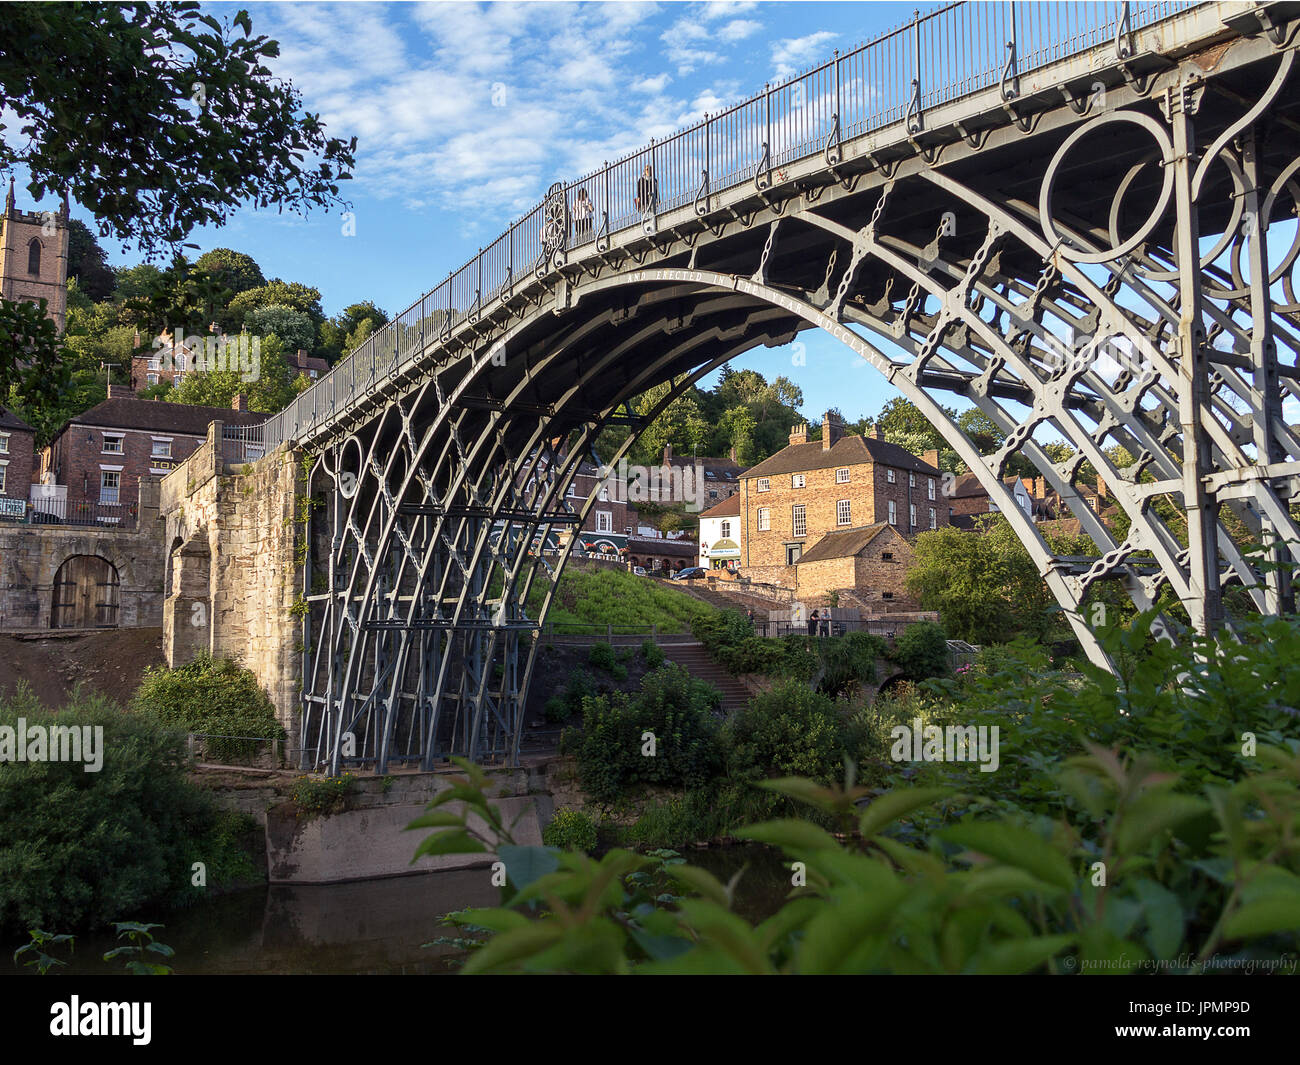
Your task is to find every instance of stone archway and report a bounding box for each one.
[162,529,211,663]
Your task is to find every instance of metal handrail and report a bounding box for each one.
[262,1,1197,452]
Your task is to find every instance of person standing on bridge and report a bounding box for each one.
[807,608,819,638]
[573,187,594,241]
[635,163,658,215]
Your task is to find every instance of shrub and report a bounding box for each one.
[611,663,629,683]
[891,621,948,680]
[291,773,356,818]
[642,639,665,669]
[561,669,597,718]
[778,635,820,682]
[716,636,785,675]
[544,696,571,724]
[690,608,751,650]
[587,642,616,672]
[130,652,284,763]
[0,685,240,932]
[543,809,598,852]
[723,680,846,786]
[817,631,886,697]
[575,665,723,802]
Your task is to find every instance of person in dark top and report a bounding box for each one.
[635,164,658,214]
[807,609,819,637]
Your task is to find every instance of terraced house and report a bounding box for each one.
[739,412,949,574]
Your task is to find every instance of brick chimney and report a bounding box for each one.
[231,394,249,412]
[1096,476,1107,499]
[867,422,884,441]
[663,443,673,465]
[107,384,135,399]
[295,348,308,367]
[922,448,940,470]
[729,445,737,463]
[1034,476,1046,499]
[822,411,843,452]
[789,423,807,447]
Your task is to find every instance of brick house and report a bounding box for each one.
[739,412,948,570]
[288,348,330,381]
[518,447,636,556]
[0,409,37,520]
[40,391,265,518]
[792,522,919,609]
[661,444,744,506]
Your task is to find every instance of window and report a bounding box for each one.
[882,551,894,561]
[756,477,771,492]
[0,433,8,454]
[888,500,897,525]
[720,520,731,539]
[910,503,917,528]
[928,477,936,501]
[887,469,896,483]
[146,372,159,385]
[929,507,937,530]
[0,465,6,495]
[792,504,807,537]
[909,472,916,487]
[102,434,123,454]
[837,499,851,525]
[792,473,806,488]
[757,508,771,531]
[882,591,894,601]
[596,511,612,533]
[568,481,577,497]
[598,483,609,501]
[100,471,120,504]
[152,440,172,459]
[27,239,40,276]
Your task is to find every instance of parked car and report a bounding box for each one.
[632,566,648,576]
[672,567,706,580]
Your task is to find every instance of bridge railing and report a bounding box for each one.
[261,0,1199,452]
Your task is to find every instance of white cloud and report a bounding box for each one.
[633,73,673,94]
[718,18,761,43]
[772,30,837,79]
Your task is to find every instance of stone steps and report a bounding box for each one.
[658,640,753,713]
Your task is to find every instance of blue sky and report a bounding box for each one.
[51,1,932,425]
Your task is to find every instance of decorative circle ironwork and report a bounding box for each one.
[1039,111,1174,265]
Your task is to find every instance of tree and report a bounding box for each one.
[871,396,961,473]
[66,219,116,301]
[243,304,316,354]
[319,300,389,363]
[225,279,324,333]
[0,298,69,442]
[167,333,300,413]
[0,3,355,254]
[195,248,265,296]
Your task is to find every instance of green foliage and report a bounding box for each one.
[0,296,69,434]
[67,218,116,300]
[587,642,616,672]
[168,333,300,414]
[642,639,665,669]
[102,922,174,975]
[129,652,284,763]
[611,663,629,683]
[291,773,356,818]
[242,303,317,353]
[0,4,355,254]
[574,665,723,803]
[0,686,239,932]
[415,731,1300,973]
[817,631,886,697]
[13,928,76,975]
[194,248,265,295]
[891,621,949,681]
[723,680,846,788]
[543,810,599,853]
[690,607,752,648]
[715,636,786,676]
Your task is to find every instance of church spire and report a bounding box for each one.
[4,177,14,215]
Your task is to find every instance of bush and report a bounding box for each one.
[611,663,629,683]
[723,680,846,786]
[0,685,241,932]
[641,639,665,669]
[716,636,784,675]
[817,631,886,698]
[291,773,356,818]
[544,696,571,724]
[575,665,723,802]
[891,621,948,680]
[130,652,284,763]
[778,635,820,681]
[560,669,597,719]
[543,809,598,852]
[587,642,616,672]
[690,608,751,649]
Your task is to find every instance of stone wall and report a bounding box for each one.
[0,479,165,631]
[160,422,305,747]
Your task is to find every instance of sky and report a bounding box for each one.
[26,0,932,427]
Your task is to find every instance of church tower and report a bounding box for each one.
[0,178,70,333]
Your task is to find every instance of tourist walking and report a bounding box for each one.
[635,163,658,215]
[573,187,594,241]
